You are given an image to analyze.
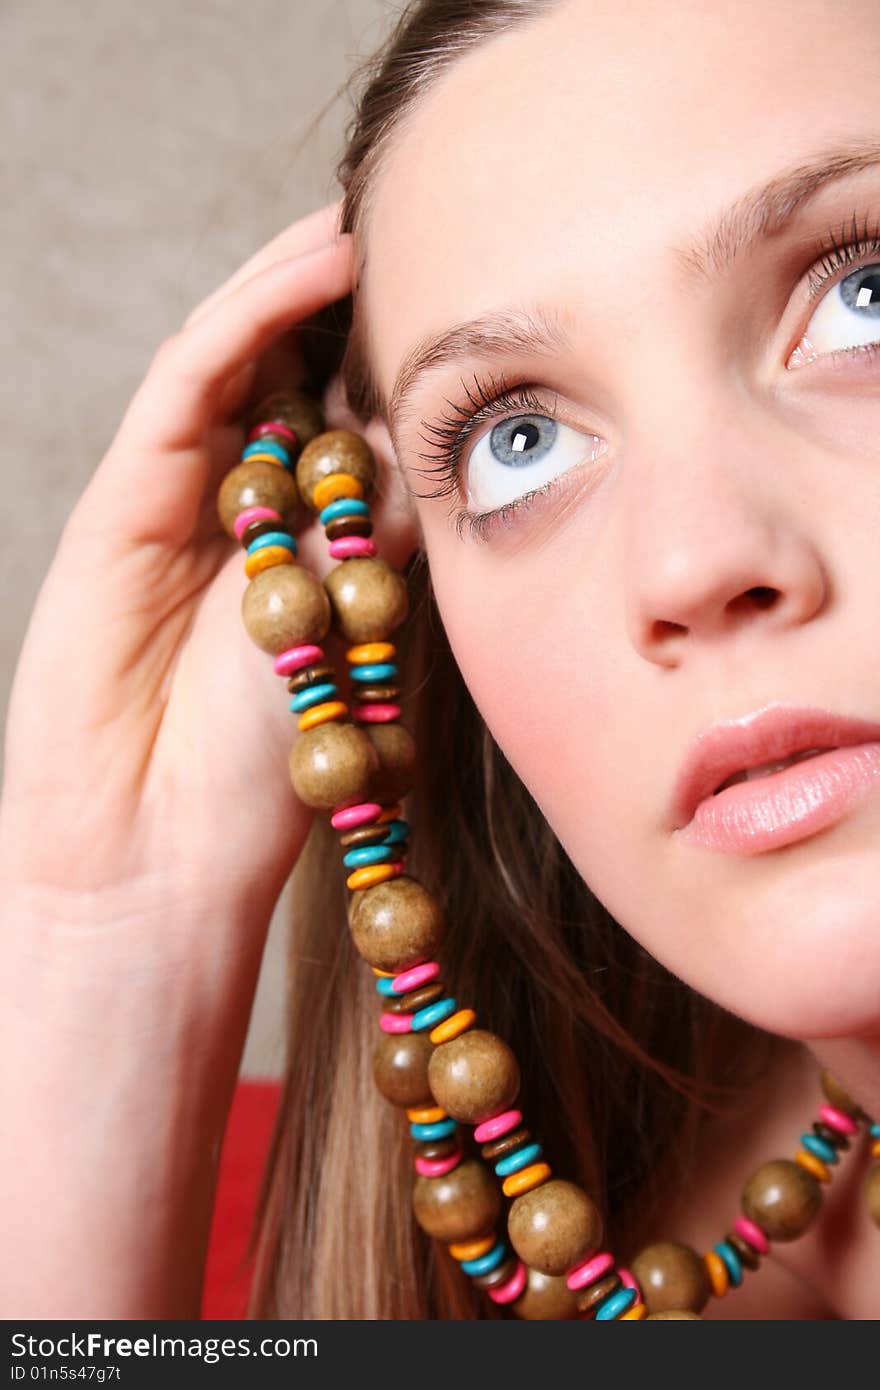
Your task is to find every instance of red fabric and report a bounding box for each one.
[201,1077,282,1319]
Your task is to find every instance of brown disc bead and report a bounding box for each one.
[363,722,417,803]
[576,1273,621,1317]
[295,428,378,510]
[645,1310,703,1319]
[240,517,289,547]
[414,1136,460,1161]
[247,388,325,450]
[865,1161,880,1228]
[324,557,409,644]
[412,1158,501,1243]
[629,1240,710,1315]
[726,1230,760,1271]
[428,1029,520,1126]
[820,1069,864,1119]
[481,1126,533,1162]
[741,1159,822,1242]
[348,875,444,974]
[511,1268,579,1320]
[471,1256,519,1291]
[325,515,373,541]
[372,1030,435,1107]
[812,1120,850,1152]
[286,663,336,693]
[241,563,331,654]
[288,721,379,811]
[383,982,444,1015]
[507,1177,603,1277]
[337,823,389,849]
[217,458,300,539]
[356,685,401,703]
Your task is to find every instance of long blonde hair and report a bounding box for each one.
[246,0,780,1319]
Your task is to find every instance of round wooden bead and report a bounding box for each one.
[575,1272,620,1316]
[295,428,377,509]
[412,1158,501,1243]
[511,1267,579,1320]
[427,1029,520,1125]
[507,1178,603,1277]
[820,1069,863,1119]
[645,1310,702,1319]
[288,721,379,811]
[629,1240,711,1315]
[247,388,325,448]
[865,1161,880,1228]
[348,875,444,973]
[241,564,331,654]
[741,1159,822,1242]
[324,557,409,644]
[372,1030,434,1106]
[363,721,417,803]
[217,458,300,539]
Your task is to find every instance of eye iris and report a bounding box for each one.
[840,265,880,316]
[489,414,556,467]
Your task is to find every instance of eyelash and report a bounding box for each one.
[412,209,880,543]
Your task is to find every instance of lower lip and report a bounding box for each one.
[675,742,880,854]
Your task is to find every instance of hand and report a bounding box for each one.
[0,198,371,947]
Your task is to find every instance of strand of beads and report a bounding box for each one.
[627,1069,878,1316]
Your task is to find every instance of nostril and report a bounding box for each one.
[747,586,778,608]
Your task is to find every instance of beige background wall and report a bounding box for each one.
[0,0,394,1075]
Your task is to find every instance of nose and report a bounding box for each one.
[623,414,830,667]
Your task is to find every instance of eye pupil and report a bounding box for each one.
[511,421,539,453]
[490,413,556,467]
[842,266,880,316]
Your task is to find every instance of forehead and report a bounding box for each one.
[361,0,878,396]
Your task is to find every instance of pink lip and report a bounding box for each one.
[670,704,880,854]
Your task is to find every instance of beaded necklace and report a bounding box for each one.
[216,385,880,1320]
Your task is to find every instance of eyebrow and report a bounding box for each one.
[386,136,880,450]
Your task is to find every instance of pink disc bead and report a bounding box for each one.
[330,801,383,831]
[379,1012,412,1034]
[733,1215,770,1254]
[618,1266,642,1301]
[328,536,377,559]
[234,504,282,540]
[488,1259,528,1305]
[819,1103,859,1136]
[273,643,324,677]
[414,1151,462,1179]
[566,1249,614,1292]
[393,961,440,993]
[352,703,402,722]
[247,420,298,446]
[330,801,384,831]
[473,1110,523,1144]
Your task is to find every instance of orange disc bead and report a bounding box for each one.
[502,1163,552,1198]
[620,1302,647,1319]
[346,862,400,891]
[241,450,287,468]
[312,472,364,510]
[703,1249,729,1297]
[244,545,295,578]
[430,1008,477,1044]
[449,1234,495,1262]
[372,967,395,978]
[347,641,396,664]
[795,1148,831,1183]
[871,1139,880,1159]
[297,700,349,732]
[407,1105,447,1124]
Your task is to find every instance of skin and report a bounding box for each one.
[352,0,880,1315]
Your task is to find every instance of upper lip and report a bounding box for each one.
[670,703,880,829]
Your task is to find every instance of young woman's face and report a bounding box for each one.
[358,0,880,1041]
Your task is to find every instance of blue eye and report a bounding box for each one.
[792,262,880,366]
[466,412,605,513]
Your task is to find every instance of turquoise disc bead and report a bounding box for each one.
[461,1242,507,1278]
[247,529,297,555]
[380,819,409,844]
[801,1132,838,1165]
[494,1143,543,1178]
[242,439,291,467]
[289,681,338,712]
[411,997,457,1032]
[343,843,396,869]
[351,662,398,683]
[375,975,400,997]
[594,1286,636,1320]
[410,1117,458,1142]
[318,496,370,525]
[714,1240,742,1287]
[870,1122,880,1138]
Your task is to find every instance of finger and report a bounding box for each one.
[183,198,344,329]
[75,236,354,548]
